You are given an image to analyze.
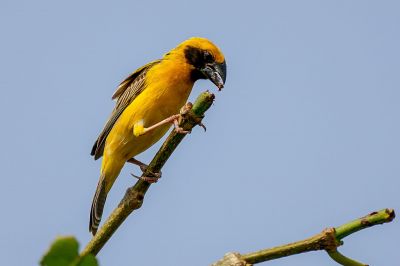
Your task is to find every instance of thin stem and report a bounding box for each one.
[242,228,338,264]
[335,209,395,240]
[327,250,368,266]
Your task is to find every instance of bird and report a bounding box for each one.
[89,37,227,235]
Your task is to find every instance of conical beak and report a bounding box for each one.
[201,60,227,91]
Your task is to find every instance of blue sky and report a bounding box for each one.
[0,1,398,265]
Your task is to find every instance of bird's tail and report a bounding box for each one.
[89,175,107,235]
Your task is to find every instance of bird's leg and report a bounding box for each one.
[128,157,162,183]
[133,103,197,137]
[127,157,149,172]
[170,102,206,132]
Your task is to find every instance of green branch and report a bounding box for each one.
[212,209,395,266]
[327,250,368,266]
[80,91,215,257]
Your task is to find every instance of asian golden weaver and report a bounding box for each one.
[89,37,226,235]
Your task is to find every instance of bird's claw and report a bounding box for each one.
[190,115,206,132]
[198,122,206,132]
[173,116,191,134]
[177,102,207,133]
[179,102,193,115]
[131,173,160,183]
[131,167,162,183]
[174,126,191,134]
[128,158,162,183]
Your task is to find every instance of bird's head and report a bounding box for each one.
[169,37,227,90]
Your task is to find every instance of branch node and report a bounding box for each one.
[120,187,145,209]
[321,228,341,251]
[211,252,250,266]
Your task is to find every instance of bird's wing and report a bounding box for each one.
[91,60,161,160]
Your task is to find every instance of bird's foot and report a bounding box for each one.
[131,172,161,183]
[173,119,191,134]
[177,102,207,132]
[128,157,162,183]
[170,102,193,134]
[132,102,206,137]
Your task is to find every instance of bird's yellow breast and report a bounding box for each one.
[103,59,194,163]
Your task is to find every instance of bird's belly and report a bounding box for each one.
[105,112,172,161]
[104,79,193,161]
[124,123,170,159]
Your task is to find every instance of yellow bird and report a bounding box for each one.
[89,37,226,235]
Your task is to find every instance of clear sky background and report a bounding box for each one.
[0,1,398,265]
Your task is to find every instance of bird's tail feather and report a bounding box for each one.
[89,176,107,235]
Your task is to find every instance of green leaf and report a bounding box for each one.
[76,254,98,266]
[40,236,98,266]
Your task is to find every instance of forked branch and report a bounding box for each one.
[212,209,395,266]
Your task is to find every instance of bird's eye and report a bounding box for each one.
[203,51,213,62]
